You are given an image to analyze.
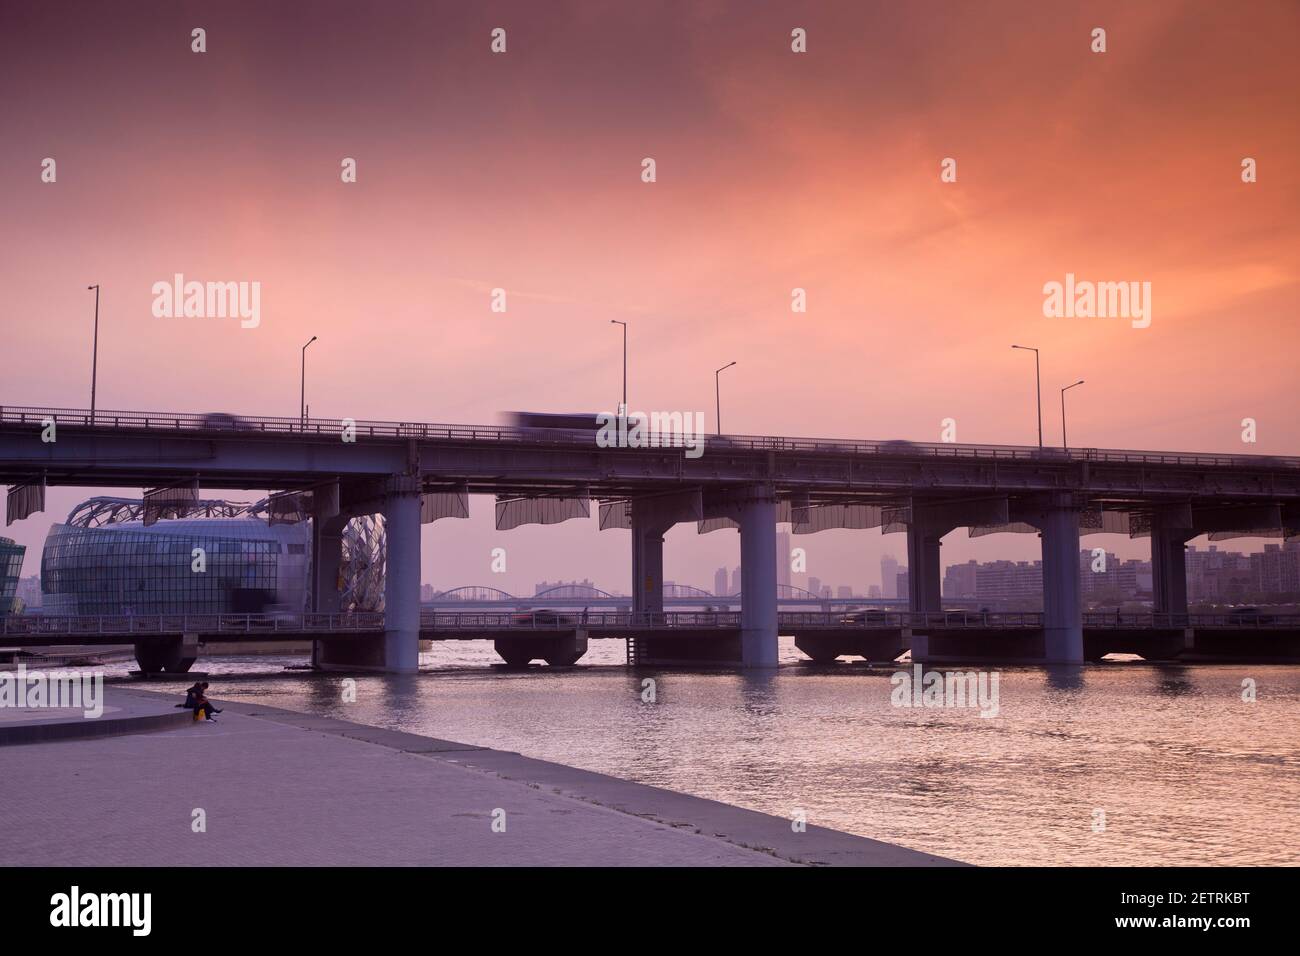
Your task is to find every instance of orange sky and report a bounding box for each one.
[1,0,1297,593]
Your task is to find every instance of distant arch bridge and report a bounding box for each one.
[428,583,924,610]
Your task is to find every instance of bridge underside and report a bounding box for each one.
[794,630,910,664]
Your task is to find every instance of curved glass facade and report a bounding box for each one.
[41,517,310,616]
[0,536,25,613]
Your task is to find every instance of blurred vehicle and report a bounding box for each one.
[839,607,892,626]
[1226,606,1273,625]
[263,602,301,625]
[200,411,254,430]
[509,411,605,432]
[877,440,919,455]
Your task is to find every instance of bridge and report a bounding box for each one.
[3,610,1297,669]
[4,403,1300,671]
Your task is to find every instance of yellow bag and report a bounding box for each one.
[194,708,205,721]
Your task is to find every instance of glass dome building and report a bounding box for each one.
[41,506,311,616]
[37,496,387,618]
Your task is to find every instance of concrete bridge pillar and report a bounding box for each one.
[739,485,778,667]
[1151,510,1194,616]
[310,513,347,671]
[382,476,422,673]
[311,513,348,615]
[630,508,670,620]
[906,520,945,614]
[1039,498,1083,663]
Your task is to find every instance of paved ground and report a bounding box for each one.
[0,686,191,743]
[0,688,960,867]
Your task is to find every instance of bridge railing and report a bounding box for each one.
[1085,611,1297,629]
[5,404,1298,471]
[419,610,744,630]
[6,609,1299,638]
[0,612,385,636]
[1083,611,1190,629]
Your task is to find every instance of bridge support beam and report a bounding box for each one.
[310,512,348,669]
[906,521,945,614]
[739,485,779,667]
[903,498,1010,615]
[311,514,347,615]
[1038,497,1083,663]
[1151,508,1194,616]
[630,511,670,619]
[382,476,422,673]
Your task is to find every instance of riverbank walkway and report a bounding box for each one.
[0,688,961,867]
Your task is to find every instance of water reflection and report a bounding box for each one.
[98,643,1300,866]
[737,669,780,716]
[1150,665,1197,698]
[1043,664,1087,692]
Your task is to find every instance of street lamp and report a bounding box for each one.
[301,336,317,426]
[1011,344,1042,447]
[610,320,627,414]
[715,361,737,434]
[1060,380,1085,450]
[87,285,100,424]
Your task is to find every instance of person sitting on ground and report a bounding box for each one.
[193,682,222,721]
[176,681,203,709]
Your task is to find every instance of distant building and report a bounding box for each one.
[943,560,978,599]
[837,585,854,599]
[896,569,910,599]
[0,537,26,614]
[420,583,436,602]
[974,560,1042,603]
[807,576,821,598]
[730,567,742,596]
[942,551,1153,607]
[1079,549,1150,600]
[1253,542,1300,596]
[867,584,882,599]
[714,566,729,596]
[881,555,899,598]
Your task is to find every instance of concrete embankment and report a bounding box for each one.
[0,687,192,745]
[0,687,963,867]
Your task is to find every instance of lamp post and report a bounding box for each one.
[301,336,317,426]
[610,320,627,414]
[1011,344,1042,448]
[715,361,737,434]
[1061,379,1085,450]
[87,285,100,424]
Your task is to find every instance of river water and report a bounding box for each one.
[105,638,1300,866]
